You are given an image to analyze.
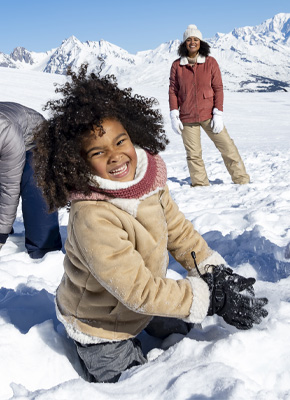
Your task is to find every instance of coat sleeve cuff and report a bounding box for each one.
[182,276,210,324]
[213,107,223,115]
[188,251,226,277]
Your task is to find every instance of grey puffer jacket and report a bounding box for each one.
[0,102,44,235]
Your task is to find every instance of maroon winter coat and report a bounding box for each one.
[169,55,224,123]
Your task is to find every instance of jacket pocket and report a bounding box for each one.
[178,91,187,106]
[203,89,214,99]
[178,92,192,116]
[202,89,214,110]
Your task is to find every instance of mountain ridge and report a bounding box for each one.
[1,13,289,92]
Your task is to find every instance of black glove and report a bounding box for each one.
[191,252,268,330]
[0,233,8,245]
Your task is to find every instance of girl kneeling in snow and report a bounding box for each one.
[33,64,268,383]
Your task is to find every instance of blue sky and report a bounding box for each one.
[0,0,289,54]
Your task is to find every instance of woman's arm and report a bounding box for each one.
[210,58,224,111]
[169,61,180,111]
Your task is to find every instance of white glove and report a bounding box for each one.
[210,108,224,134]
[170,110,184,135]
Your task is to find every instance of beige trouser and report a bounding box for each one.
[181,119,250,186]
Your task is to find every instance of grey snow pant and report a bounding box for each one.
[75,337,147,383]
[75,317,192,383]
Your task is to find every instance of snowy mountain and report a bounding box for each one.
[208,13,290,92]
[0,13,290,92]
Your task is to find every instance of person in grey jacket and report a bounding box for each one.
[0,102,62,258]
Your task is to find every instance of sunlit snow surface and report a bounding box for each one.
[0,67,289,400]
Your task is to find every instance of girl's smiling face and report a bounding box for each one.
[81,118,137,182]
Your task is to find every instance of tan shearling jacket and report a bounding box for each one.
[56,183,220,343]
[56,150,224,344]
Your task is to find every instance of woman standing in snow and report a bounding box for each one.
[169,24,250,187]
[33,64,267,383]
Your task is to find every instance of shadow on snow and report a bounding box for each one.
[169,227,290,283]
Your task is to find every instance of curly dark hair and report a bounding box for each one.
[178,40,211,58]
[33,62,169,211]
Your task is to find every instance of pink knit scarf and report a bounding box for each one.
[70,151,167,201]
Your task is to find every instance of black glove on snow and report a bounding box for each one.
[191,252,268,330]
[0,233,8,245]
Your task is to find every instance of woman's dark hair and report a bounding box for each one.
[33,62,169,211]
[178,40,210,58]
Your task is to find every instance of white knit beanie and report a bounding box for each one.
[183,24,203,42]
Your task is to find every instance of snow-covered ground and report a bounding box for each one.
[0,66,290,400]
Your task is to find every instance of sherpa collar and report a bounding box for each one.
[180,54,206,66]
